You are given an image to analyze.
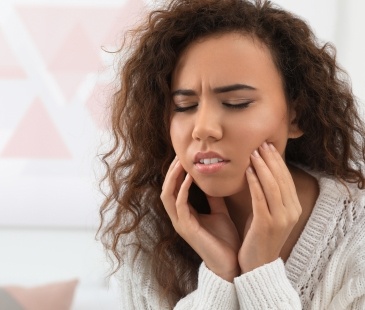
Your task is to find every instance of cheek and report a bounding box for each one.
[237,110,289,150]
[262,112,290,154]
[170,118,190,156]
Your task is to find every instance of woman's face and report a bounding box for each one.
[170,32,301,197]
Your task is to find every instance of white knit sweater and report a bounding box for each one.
[118,172,365,309]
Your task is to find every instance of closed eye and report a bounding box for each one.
[173,104,198,112]
[222,101,252,109]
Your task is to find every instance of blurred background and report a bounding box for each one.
[0,0,364,309]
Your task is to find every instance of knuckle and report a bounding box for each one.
[287,212,300,225]
[160,192,167,201]
[295,207,302,217]
[294,210,302,221]
[254,192,266,202]
[296,206,303,216]
[173,224,183,235]
[172,222,180,231]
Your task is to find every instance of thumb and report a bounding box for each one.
[243,213,253,237]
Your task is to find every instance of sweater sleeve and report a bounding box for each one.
[234,258,302,309]
[120,245,239,310]
[175,262,238,309]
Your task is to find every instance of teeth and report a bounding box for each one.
[199,158,223,165]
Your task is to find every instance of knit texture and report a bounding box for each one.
[117,172,365,309]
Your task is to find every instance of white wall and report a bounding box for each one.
[335,0,365,107]
[0,0,363,229]
[275,0,365,107]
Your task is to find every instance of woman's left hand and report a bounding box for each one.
[238,142,302,274]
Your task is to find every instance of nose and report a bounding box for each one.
[192,103,223,142]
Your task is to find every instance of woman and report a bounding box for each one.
[99,0,365,308]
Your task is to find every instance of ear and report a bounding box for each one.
[288,109,303,139]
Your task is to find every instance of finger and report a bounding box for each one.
[206,195,230,216]
[175,173,194,221]
[160,160,185,221]
[245,166,269,217]
[261,143,296,192]
[250,150,283,215]
[259,143,301,212]
[243,212,253,236]
[162,159,183,195]
[173,165,186,197]
[162,156,179,190]
[164,157,186,196]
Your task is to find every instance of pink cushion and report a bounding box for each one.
[1,279,78,310]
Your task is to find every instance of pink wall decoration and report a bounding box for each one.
[0,29,27,79]
[0,0,148,228]
[1,99,72,159]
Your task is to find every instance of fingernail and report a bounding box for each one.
[252,149,260,157]
[246,166,254,173]
[262,142,269,150]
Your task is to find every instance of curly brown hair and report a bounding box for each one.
[98,0,365,305]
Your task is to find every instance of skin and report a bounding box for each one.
[160,32,318,282]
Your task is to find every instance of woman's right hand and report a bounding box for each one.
[160,157,241,282]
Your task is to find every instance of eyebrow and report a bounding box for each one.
[171,83,256,97]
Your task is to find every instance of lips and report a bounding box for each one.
[193,151,228,174]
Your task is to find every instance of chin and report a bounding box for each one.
[195,181,244,198]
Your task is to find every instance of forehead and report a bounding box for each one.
[171,32,281,90]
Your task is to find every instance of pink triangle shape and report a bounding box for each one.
[17,6,72,63]
[48,23,102,73]
[1,99,72,159]
[0,29,27,79]
[53,72,85,101]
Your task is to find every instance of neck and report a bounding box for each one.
[224,186,253,242]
